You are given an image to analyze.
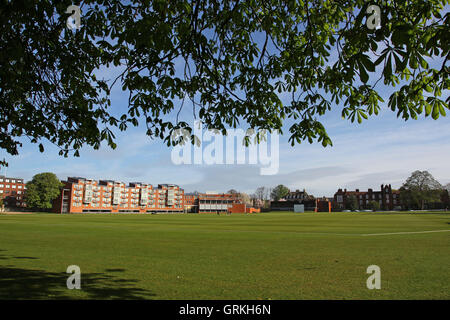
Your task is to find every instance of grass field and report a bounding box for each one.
[0,211,449,299]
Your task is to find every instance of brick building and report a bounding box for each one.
[197,192,240,213]
[0,175,26,209]
[285,189,311,201]
[53,177,184,213]
[183,193,199,213]
[333,184,401,211]
[51,177,260,214]
[180,192,257,214]
[270,189,331,212]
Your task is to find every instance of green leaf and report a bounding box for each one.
[432,104,440,120]
[359,62,369,83]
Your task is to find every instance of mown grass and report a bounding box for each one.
[0,211,449,299]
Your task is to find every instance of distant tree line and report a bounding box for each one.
[2,170,448,212]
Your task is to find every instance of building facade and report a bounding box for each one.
[285,189,310,201]
[183,193,199,213]
[53,177,184,213]
[333,184,401,211]
[1,173,410,213]
[0,175,26,209]
[271,188,330,211]
[52,179,248,214]
[181,192,255,214]
[197,192,240,213]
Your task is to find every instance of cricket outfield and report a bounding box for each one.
[0,211,448,299]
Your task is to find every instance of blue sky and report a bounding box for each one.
[2,6,449,197]
[3,95,449,197]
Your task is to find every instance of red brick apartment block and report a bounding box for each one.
[183,194,199,213]
[0,175,27,208]
[53,177,184,213]
[333,184,401,211]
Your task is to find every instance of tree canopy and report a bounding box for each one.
[399,170,443,209]
[25,172,64,210]
[1,0,448,164]
[271,184,290,201]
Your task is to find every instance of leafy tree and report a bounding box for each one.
[345,195,358,211]
[399,170,443,210]
[271,184,290,201]
[25,173,63,210]
[227,189,239,194]
[368,200,380,212]
[1,1,448,165]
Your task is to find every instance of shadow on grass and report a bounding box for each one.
[0,265,155,299]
